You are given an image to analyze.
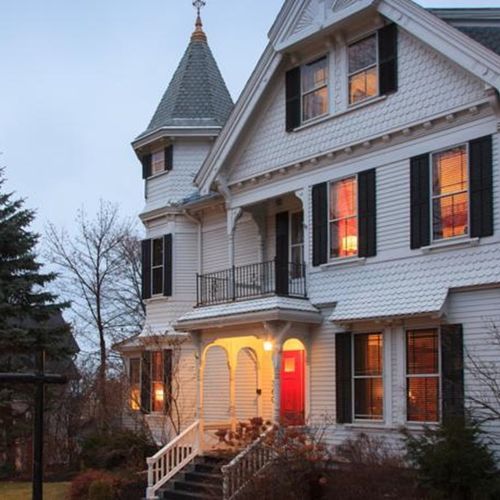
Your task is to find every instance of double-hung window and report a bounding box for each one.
[152,150,166,176]
[329,176,358,258]
[151,351,165,412]
[302,57,329,122]
[353,333,384,420]
[348,34,378,105]
[290,211,304,279]
[151,238,164,296]
[129,358,141,411]
[432,145,469,241]
[406,329,440,422]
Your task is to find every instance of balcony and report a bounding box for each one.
[196,260,307,307]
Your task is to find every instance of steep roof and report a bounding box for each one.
[138,16,234,139]
[431,8,500,57]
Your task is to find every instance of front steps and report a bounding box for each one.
[159,455,232,500]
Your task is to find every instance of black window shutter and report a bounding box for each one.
[163,350,173,414]
[164,145,174,172]
[358,169,377,257]
[141,351,152,414]
[441,324,465,422]
[141,239,152,300]
[378,24,398,95]
[286,67,301,131]
[275,212,290,296]
[410,154,431,249]
[312,182,328,266]
[469,135,494,238]
[336,332,353,424]
[141,154,152,179]
[163,234,173,297]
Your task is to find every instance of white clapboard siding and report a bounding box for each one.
[447,287,500,454]
[309,317,337,425]
[203,346,230,422]
[235,348,259,421]
[202,211,228,273]
[234,215,260,267]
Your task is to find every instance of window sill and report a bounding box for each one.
[320,256,366,269]
[421,237,479,254]
[292,95,387,133]
[145,295,169,304]
[147,169,171,181]
[344,421,396,431]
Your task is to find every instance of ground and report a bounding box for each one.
[0,482,70,500]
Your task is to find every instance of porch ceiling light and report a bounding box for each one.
[263,341,273,352]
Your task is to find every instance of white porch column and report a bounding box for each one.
[272,343,283,423]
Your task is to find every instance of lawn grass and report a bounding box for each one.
[0,482,70,500]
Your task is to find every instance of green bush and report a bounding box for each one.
[403,418,500,500]
[80,429,156,471]
[88,480,114,500]
[70,470,118,500]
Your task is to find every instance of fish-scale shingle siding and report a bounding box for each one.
[230,30,486,183]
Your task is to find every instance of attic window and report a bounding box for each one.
[302,57,329,122]
[348,34,378,105]
[141,145,174,179]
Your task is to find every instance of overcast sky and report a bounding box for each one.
[2,0,500,236]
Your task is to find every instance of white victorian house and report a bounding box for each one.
[116,2,500,498]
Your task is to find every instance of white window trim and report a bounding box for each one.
[430,143,471,244]
[352,332,385,423]
[301,55,330,125]
[151,238,164,297]
[289,210,305,278]
[347,31,380,107]
[327,174,359,262]
[405,328,442,425]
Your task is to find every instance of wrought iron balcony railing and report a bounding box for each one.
[196,260,307,307]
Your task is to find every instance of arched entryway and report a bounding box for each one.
[202,345,230,423]
[235,348,259,421]
[280,339,305,425]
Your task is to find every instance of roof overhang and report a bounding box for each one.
[132,126,221,152]
[176,297,322,331]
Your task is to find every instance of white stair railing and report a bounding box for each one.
[146,419,201,499]
[221,428,275,500]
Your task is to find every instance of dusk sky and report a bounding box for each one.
[2,0,500,237]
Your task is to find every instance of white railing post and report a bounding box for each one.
[145,420,201,499]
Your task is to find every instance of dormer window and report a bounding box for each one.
[302,57,329,122]
[141,145,174,179]
[348,34,378,105]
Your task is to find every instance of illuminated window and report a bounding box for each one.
[407,330,440,422]
[348,34,378,105]
[353,333,383,420]
[302,57,329,122]
[329,177,358,258]
[290,211,304,279]
[152,238,164,296]
[432,146,469,241]
[129,358,141,411]
[151,351,165,413]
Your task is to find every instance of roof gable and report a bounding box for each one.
[196,0,500,194]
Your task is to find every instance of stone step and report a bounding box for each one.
[184,471,222,484]
[162,489,219,500]
[173,478,222,495]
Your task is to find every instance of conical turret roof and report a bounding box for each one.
[139,16,234,138]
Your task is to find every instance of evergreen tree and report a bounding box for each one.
[0,169,70,475]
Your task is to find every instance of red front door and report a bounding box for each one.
[280,350,305,425]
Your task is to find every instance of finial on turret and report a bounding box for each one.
[191,0,207,42]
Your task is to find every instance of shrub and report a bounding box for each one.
[80,429,156,471]
[70,470,118,500]
[88,480,114,500]
[403,418,500,499]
